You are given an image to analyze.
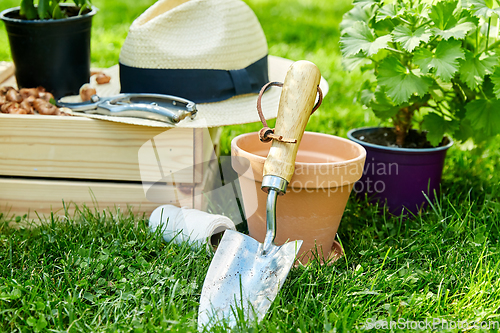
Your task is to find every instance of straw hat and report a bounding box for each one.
[92,0,328,128]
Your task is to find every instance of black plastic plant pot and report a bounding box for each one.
[347,127,453,216]
[0,5,97,99]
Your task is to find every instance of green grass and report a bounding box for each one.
[1,0,500,332]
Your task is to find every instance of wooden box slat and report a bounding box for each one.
[0,114,201,183]
[0,157,219,219]
[0,177,190,219]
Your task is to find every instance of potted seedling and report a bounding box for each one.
[340,0,500,214]
[0,0,97,98]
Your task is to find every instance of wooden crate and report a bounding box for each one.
[0,71,222,220]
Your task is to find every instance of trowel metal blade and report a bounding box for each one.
[198,230,302,330]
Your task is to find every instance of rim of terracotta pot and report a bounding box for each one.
[231,131,367,186]
[347,127,454,153]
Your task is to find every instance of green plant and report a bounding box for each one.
[19,0,91,20]
[340,0,500,146]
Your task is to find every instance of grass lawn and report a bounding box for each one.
[1,0,500,332]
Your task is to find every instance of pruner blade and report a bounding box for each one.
[57,93,197,124]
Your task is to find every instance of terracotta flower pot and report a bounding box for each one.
[231,131,366,264]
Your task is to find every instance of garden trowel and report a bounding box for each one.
[198,60,322,330]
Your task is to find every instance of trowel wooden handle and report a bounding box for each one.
[263,60,321,183]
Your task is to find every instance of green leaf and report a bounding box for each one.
[27,317,37,327]
[481,75,496,98]
[414,39,465,81]
[353,0,381,5]
[360,89,374,106]
[465,98,500,136]
[35,315,47,333]
[467,0,500,18]
[35,300,45,311]
[20,0,37,19]
[430,1,476,40]
[408,3,431,20]
[10,288,22,299]
[432,18,476,40]
[370,88,401,119]
[429,78,453,101]
[490,67,500,98]
[358,80,375,106]
[38,0,51,19]
[342,54,372,71]
[392,25,432,52]
[83,292,95,302]
[341,21,392,57]
[75,0,92,14]
[340,3,377,33]
[422,112,458,146]
[375,3,402,22]
[52,4,64,19]
[429,1,459,30]
[459,50,499,89]
[453,118,475,142]
[377,57,431,104]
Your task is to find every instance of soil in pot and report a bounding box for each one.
[353,128,450,149]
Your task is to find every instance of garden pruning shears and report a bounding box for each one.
[57,93,197,124]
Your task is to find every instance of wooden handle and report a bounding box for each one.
[263,60,321,182]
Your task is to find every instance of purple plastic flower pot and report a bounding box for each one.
[347,127,453,215]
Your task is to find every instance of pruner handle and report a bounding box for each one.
[262,61,321,185]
